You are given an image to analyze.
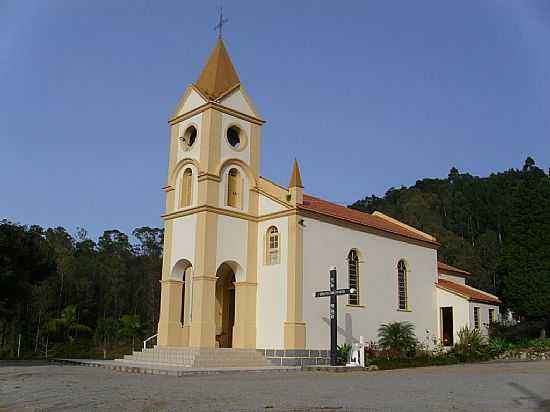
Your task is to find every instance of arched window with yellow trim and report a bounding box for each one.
[180,168,193,208]
[227,168,242,208]
[397,260,408,310]
[266,226,280,265]
[348,250,360,305]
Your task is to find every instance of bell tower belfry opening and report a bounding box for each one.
[157,37,265,349]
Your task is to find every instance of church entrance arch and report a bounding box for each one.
[215,262,236,348]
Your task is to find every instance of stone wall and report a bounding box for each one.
[497,350,550,361]
[257,349,330,366]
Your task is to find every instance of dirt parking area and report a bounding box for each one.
[0,360,549,411]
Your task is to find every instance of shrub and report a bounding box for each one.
[451,327,490,361]
[487,337,515,356]
[489,319,550,343]
[377,321,417,357]
[337,343,352,365]
[525,338,550,351]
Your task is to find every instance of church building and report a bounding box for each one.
[154,39,500,365]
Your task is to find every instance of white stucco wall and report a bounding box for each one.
[220,89,256,117]
[176,89,206,116]
[216,215,248,279]
[302,217,439,349]
[469,301,499,338]
[169,215,197,276]
[436,288,470,345]
[438,273,466,285]
[255,216,289,349]
[259,193,287,215]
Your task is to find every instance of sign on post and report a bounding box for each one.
[313,267,355,366]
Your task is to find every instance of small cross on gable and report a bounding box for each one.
[214,8,228,40]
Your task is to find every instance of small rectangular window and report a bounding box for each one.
[489,308,496,324]
[474,307,480,329]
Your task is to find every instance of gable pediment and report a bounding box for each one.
[173,86,207,117]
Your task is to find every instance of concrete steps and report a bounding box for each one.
[115,347,272,368]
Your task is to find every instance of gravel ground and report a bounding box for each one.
[1,360,549,411]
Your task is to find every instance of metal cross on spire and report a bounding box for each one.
[214,8,228,40]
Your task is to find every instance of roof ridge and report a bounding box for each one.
[372,211,436,241]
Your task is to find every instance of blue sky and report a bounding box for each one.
[1,1,549,240]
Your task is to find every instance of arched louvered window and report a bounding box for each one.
[348,250,359,305]
[227,168,242,208]
[397,260,408,310]
[180,168,193,208]
[266,226,280,265]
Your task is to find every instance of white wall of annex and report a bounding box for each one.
[436,288,470,345]
[256,216,289,349]
[469,301,499,337]
[302,217,439,349]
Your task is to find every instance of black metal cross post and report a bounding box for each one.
[314,267,355,366]
[213,8,228,40]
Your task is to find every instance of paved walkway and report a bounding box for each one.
[1,360,549,411]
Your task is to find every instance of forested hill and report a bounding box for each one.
[350,157,550,319]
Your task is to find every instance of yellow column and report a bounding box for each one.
[188,108,221,348]
[233,189,259,348]
[157,279,184,346]
[233,281,257,348]
[284,213,306,348]
[189,211,218,347]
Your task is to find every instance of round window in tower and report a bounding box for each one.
[226,125,243,150]
[180,125,197,150]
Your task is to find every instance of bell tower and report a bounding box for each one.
[157,39,265,348]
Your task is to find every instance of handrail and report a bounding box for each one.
[143,333,158,350]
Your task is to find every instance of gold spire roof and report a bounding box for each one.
[289,159,304,188]
[194,39,240,100]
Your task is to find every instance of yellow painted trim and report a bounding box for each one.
[171,86,207,120]
[284,213,306,348]
[224,122,249,152]
[215,82,241,102]
[162,204,296,223]
[397,309,413,313]
[169,158,200,187]
[169,101,265,126]
[215,158,258,189]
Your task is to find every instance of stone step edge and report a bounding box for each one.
[50,358,299,376]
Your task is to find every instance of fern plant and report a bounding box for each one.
[377,321,417,357]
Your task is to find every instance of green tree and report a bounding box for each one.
[48,305,92,344]
[118,314,143,350]
[502,158,550,327]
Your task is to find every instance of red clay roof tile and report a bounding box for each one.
[298,195,439,247]
[437,279,501,304]
[438,261,471,277]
